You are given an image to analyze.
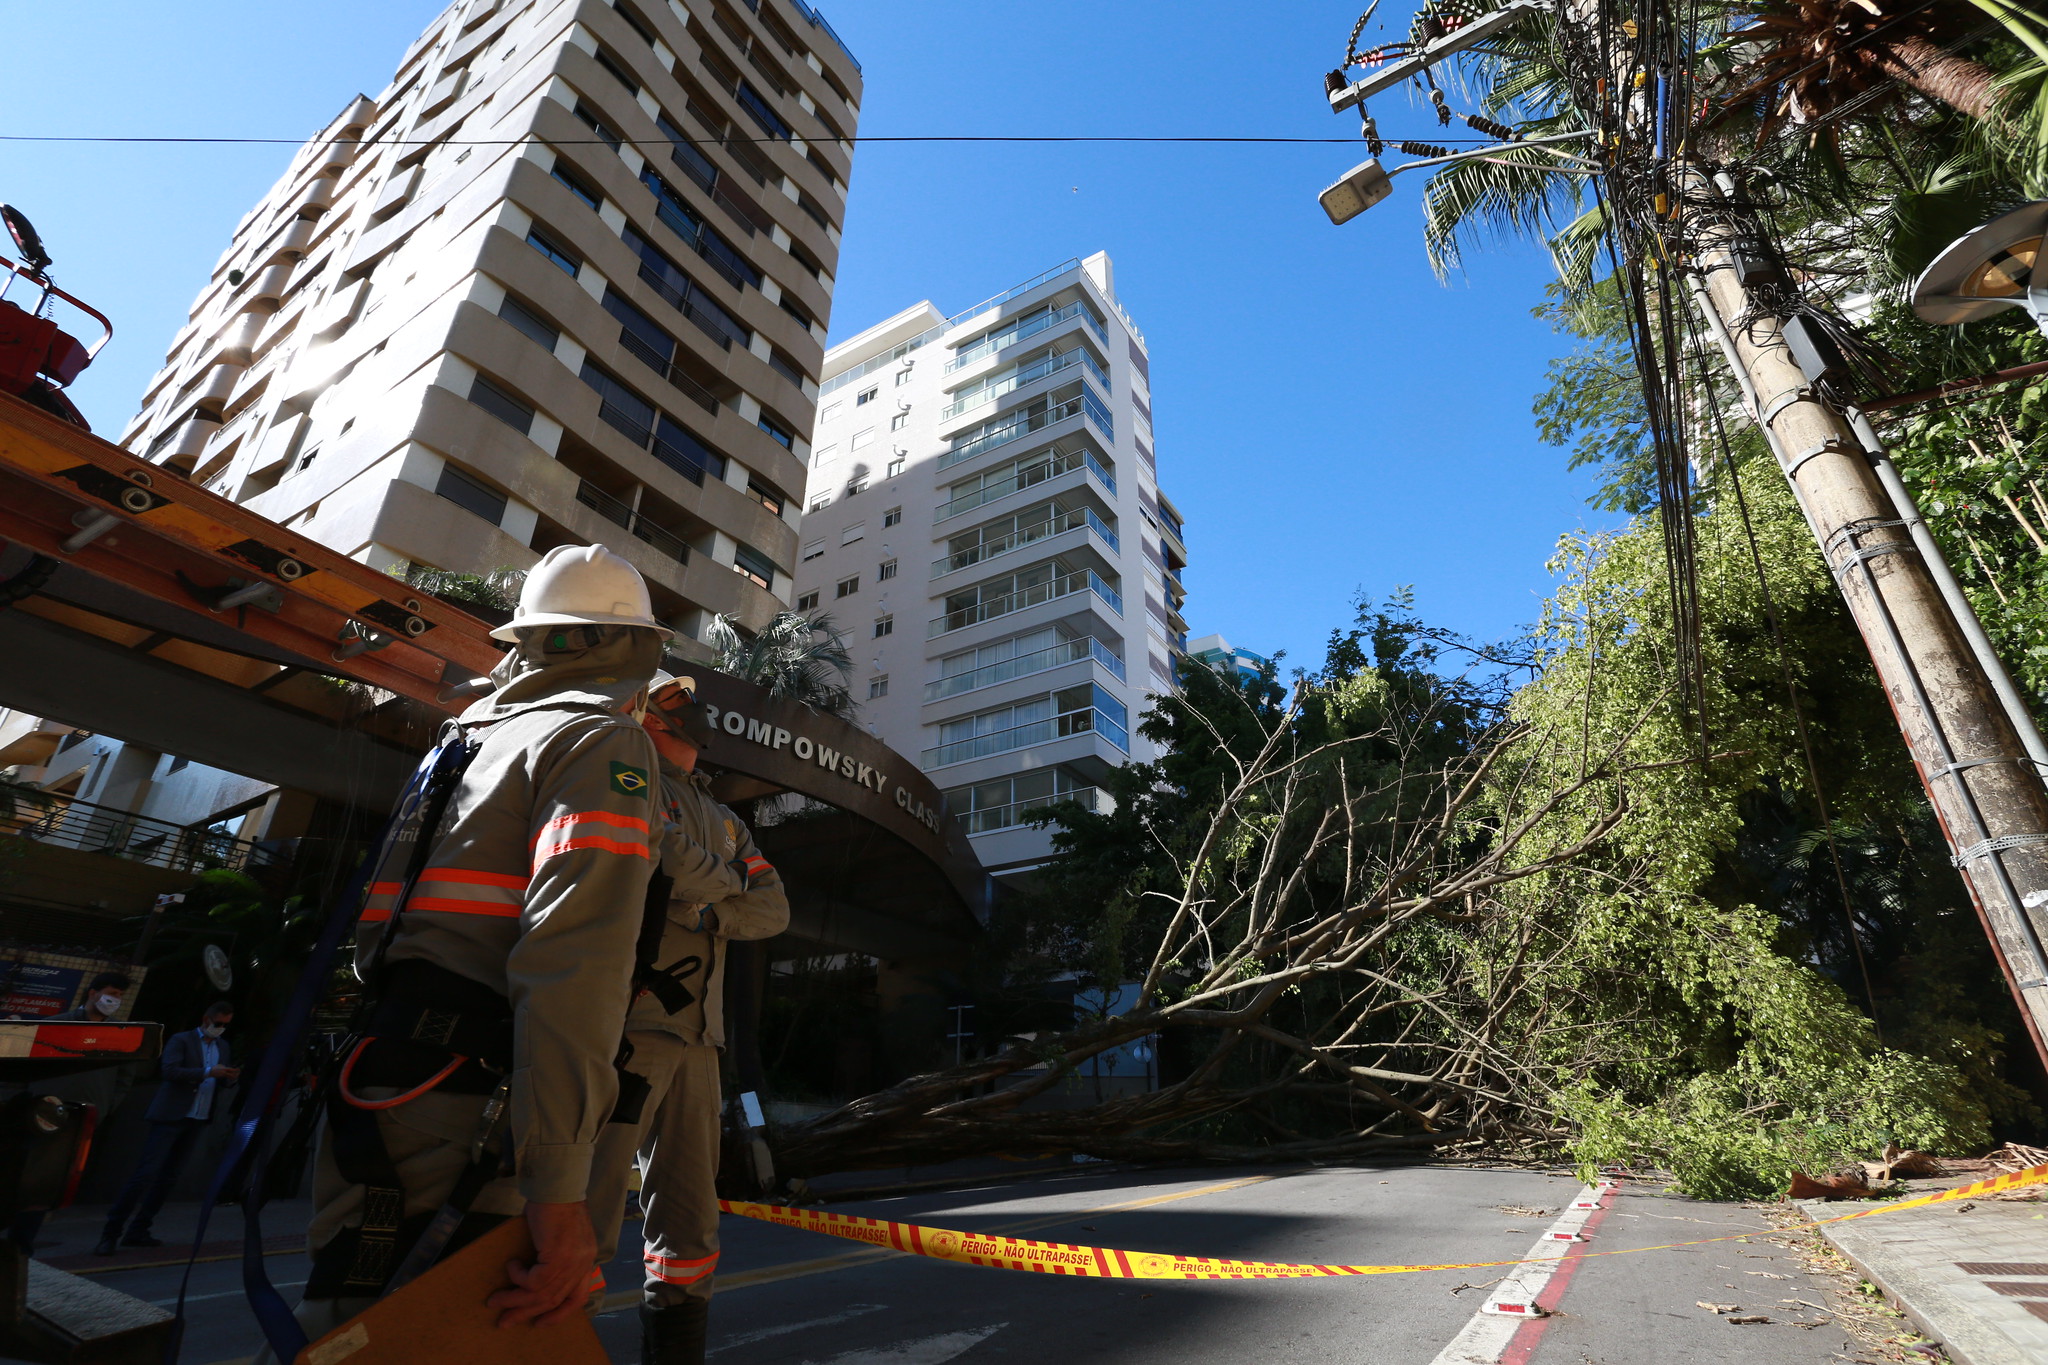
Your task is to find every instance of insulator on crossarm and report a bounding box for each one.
[1464,114,1521,141]
[1396,141,1451,158]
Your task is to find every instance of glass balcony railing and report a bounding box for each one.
[956,785,1101,836]
[940,346,1109,422]
[946,300,1104,373]
[936,446,1117,521]
[1081,384,1114,440]
[933,506,1119,577]
[922,707,1130,768]
[925,636,1127,702]
[929,570,1123,638]
[943,394,1083,467]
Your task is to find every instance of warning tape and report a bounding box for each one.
[719,1162,2048,1282]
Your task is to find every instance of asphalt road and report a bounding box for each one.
[62,1163,1874,1364]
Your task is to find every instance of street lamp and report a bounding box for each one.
[1316,133,1600,225]
[1911,200,2048,336]
[1318,158,1393,224]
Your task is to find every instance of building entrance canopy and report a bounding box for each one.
[0,394,987,935]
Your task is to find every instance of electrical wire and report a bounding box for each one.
[0,133,1510,147]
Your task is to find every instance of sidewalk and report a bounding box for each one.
[1804,1166,2048,1365]
[23,1197,312,1275]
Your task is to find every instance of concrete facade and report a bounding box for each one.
[116,0,863,660]
[792,254,1189,876]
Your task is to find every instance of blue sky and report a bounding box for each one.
[4,1,1617,671]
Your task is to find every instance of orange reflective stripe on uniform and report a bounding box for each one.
[358,881,405,924]
[644,1249,718,1284]
[532,809,652,870]
[378,866,532,919]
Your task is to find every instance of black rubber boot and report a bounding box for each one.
[640,1300,709,1365]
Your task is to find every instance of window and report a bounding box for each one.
[845,476,867,497]
[498,295,559,351]
[469,375,536,434]
[873,614,893,637]
[551,160,601,210]
[886,456,905,479]
[877,559,898,582]
[594,47,639,96]
[436,463,508,525]
[526,226,580,276]
[812,442,838,465]
[856,387,877,406]
[735,80,792,140]
[850,428,874,450]
[732,542,776,590]
[613,0,659,46]
[573,102,621,151]
[809,495,829,512]
[840,522,865,545]
[296,446,321,472]
[747,481,785,515]
[581,361,655,446]
[801,540,823,561]
[890,412,908,431]
[883,506,902,528]
[835,575,858,598]
[796,590,819,611]
[896,368,912,386]
[821,402,841,423]
[757,416,793,449]
[868,674,889,699]
[768,349,804,387]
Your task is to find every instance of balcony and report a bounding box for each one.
[925,636,1126,703]
[946,299,1106,373]
[4,796,284,874]
[929,569,1123,638]
[616,322,722,413]
[941,345,1108,424]
[957,785,1101,836]
[932,505,1118,578]
[922,706,1129,769]
[936,445,1116,522]
[941,390,1089,470]
[575,480,691,565]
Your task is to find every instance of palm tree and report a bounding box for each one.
[705,611,857,719]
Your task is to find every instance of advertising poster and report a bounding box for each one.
[0,951,145,1019]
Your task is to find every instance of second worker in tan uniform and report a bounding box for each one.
[589,672,788,1365]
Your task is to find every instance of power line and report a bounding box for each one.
[0,132,1506,147]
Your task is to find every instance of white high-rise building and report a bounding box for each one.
[793,254,1189,877]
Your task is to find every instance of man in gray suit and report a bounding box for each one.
[92,1001,238,1255]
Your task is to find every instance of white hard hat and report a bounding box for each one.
[490,544,674,641]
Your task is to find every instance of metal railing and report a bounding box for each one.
[1081,385,1115,440]
[956,786,1100,836]
[3,796,283,874]
[936,445,1117,521]
[922,707,1129,768]
[616,324,722,412]
[946,300,1102,373]
[929,570,1123,638]
[575,481,691,565]
[932,506,1118,578]
[941,346,1107,422]
[926,637,1126,702]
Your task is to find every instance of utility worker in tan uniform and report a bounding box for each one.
[588,672,788,1365]
[287,544,671,1345]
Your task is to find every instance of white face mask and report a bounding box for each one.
[202,1022,227,1039]
[93,994,122,1017]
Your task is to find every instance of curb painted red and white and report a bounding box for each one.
[1428,1179,1620,1364]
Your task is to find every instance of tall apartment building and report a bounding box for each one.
[793,254,1190,878]
[117,0,861,663]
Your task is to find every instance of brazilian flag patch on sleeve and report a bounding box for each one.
[609,762,650,797]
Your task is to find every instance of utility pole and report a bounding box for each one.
[1678,176,2048,1068]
